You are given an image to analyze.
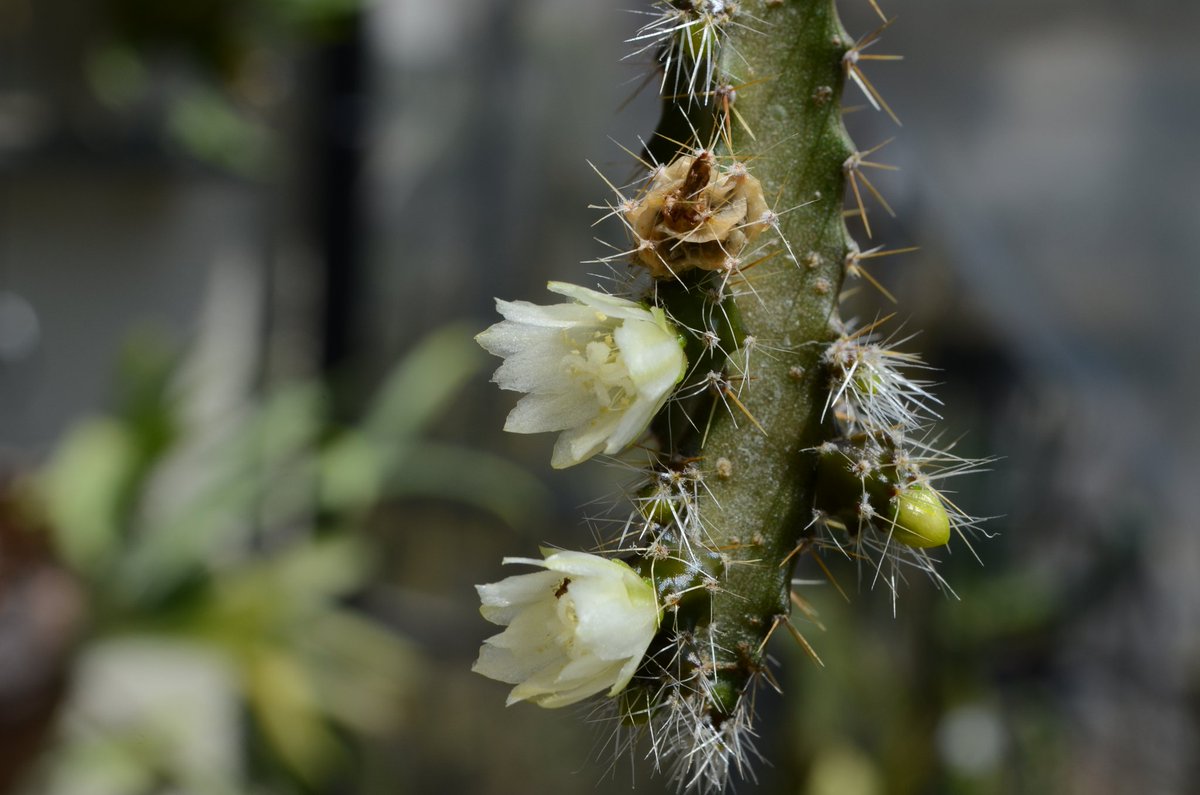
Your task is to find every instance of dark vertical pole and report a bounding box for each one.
[314,12,366,378]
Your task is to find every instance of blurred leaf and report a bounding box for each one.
[85,43,148,109]
[319,430,382,514]
[167,89,269,177]
[302,610,420,734]
[41,419,138,576]
[363,323,484,443]
[807,743,884,795]
[250,382,328,464]
[114,331,183,492]
[114,330,178,424]
[246,646,341,785]
[115,384,326,603]
[46,726,173,795]
[40,334,183,579]
[389,441,550,528]
[176,536,369,652]
[41,638,243,795]
[261,534,370,602]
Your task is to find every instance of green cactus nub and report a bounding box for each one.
[814,441,953,549]
[886,483,951,548]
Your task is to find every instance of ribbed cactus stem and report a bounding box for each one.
[473,2,984,791]
[651,0,854,713]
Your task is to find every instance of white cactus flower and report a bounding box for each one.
[476,282,687,468]
[473,550,661,708]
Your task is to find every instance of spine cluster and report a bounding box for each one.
[472,2,987,792]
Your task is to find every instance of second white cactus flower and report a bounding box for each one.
[477,282,686,468]
[473,550,661,708]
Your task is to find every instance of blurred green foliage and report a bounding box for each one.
[16,325,547,794]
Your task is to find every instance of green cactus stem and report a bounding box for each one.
[472,1,984,791]
[634,0,860,749]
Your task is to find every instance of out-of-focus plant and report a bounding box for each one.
[9,325,544,794]
[82,0,362,175]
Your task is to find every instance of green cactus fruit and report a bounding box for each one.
[887,483,952,548]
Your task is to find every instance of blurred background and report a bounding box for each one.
[1,0,1198,793]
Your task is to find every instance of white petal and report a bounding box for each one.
[492,357,577,397]
[475,321,565,360]
[473,639,559,686]
[472,551,660,709]
[550,410,624,468]
[614,317,686,396]
[554,655,621,685]
[539,551,633,578]
[545,282,650,323]
[608,654,643,696]
[476,570,560,624]
[598,398,658,456]
[492,298,598,329]
[569,577,657,659]
[486,600,559,652]
[477,284,689,468]
[529,681,609,708]
[505,390,597,435]
[510,670,610,708]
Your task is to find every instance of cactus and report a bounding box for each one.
[473,1,987,792]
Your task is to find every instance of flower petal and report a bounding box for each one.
[472,551,660,709]
[476,569,560,624]
[491,298,598,330]
[506,391,598,435]
[550,410,625,468]
[477,283,688,467]
[546,282,651,323]
[615,316,686,396]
